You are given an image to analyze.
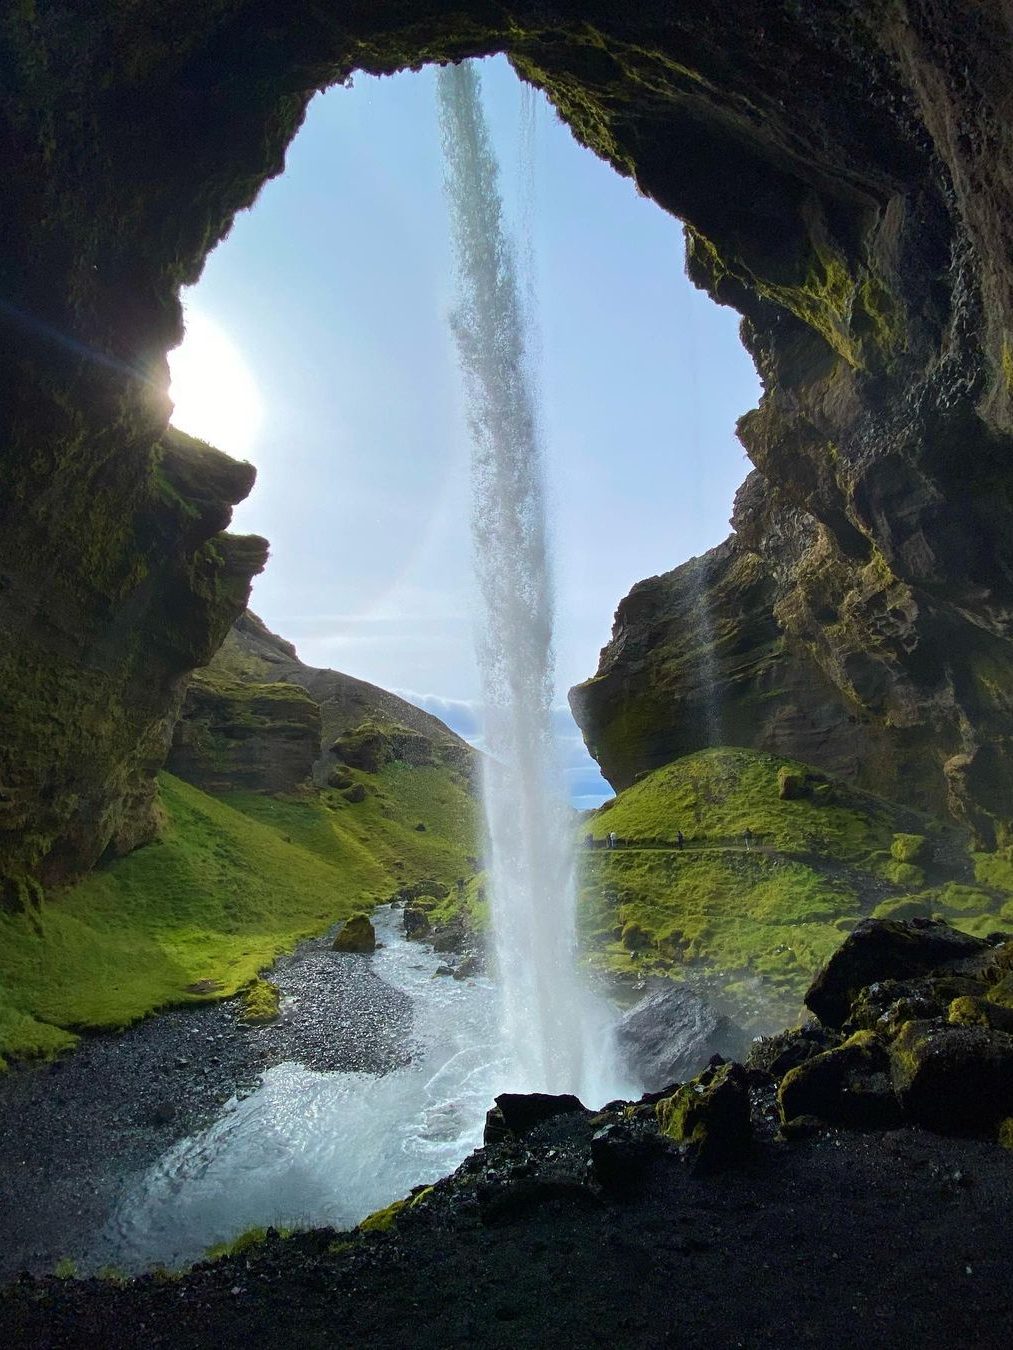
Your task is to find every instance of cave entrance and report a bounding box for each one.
[167,57,759,808]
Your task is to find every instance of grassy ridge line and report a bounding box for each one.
[0,765,478,1069]
[577,749,1013,1014]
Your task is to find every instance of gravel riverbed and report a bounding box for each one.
[0,924,413,1279]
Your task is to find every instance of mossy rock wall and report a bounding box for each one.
[167,670,321,795]
[3,3,1013,894]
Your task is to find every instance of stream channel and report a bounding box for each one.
[0,907,510,1277]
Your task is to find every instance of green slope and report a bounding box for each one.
[0,766,478,1068]
[578,748,1013,1016]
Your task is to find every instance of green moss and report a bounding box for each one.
[204,1225,292,1262]
[357,1198,407,1234]
[936,884,992,915]
[240,977,280,1024]
[884,860,925,888]
[53,1258,77,1280]
[973,852,1013,896]
[891,833,926,863]
[999,1118,1013,1151]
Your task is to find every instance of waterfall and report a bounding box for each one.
[689,557,723,747]
[437,61,626,1104]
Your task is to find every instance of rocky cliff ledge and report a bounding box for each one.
[4,3,1013,896]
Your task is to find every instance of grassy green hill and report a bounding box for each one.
[578,748,1013,1018]
[0,761,478,1069]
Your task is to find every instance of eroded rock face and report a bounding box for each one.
[4,3,1013,894]
[167,671,321,794]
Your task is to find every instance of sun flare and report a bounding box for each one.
[168,308,264,458]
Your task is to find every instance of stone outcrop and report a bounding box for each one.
[167,670,321,794]
[332,913,377,954]
[752,918,1013,1137]
[165,612,475,802]
[4,3,1013,897]
[209,612,475,788]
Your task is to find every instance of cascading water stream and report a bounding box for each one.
[438,61,628,1105]
[688,556,723,747]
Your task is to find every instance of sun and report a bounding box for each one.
[168,308,264,458]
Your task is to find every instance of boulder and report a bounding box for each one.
[747,1023,842,1080]
[617,983,749,1093]
[403,905,432,940]
[778,1030,901,1129]
[804,919,991,1029]
[332,913,376,953]
[890,1020,1013,1132]
[489,1092,587,1139]
[342,782,366,804]
[655,1059,751,1170]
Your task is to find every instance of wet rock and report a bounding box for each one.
[805,920,991,1029]
[403,906,431,940]
[947,996,1013,1034]
[332,913,376,953]
[452,955,480,981]
[778,1030,902,1129]
[747,1022,841,1081]
[655,1059,751,1170]
[617,983,748,1093]
[890,1020,1013,1133]
[491,1092,588,1139]
[589,1123,658,1188]
[431,920,467,954]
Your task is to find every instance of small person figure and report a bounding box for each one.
[743,826,754,851]
[676,829,685,850]
[608,830,617,850]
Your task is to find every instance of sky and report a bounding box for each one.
[168,57,760,807]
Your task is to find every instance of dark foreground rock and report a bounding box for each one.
[3,1086,1013,1350]
[752,919,1013,1139]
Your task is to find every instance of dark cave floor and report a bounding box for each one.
[4,1088,1013,1350]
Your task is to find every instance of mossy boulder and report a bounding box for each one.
[777,1030,901,1129]
[883,860,925,888]
[402,906,432,940]
[891,833,927,864]
[655,1060,751,1170]
[947,996,1013,1035]
[240,977,280,1025]
[332,913,376,953]
[889,1020,1013,1133]
[804,919,991,1029]
[746,1023,842,1080]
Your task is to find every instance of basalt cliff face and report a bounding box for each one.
[3,3,1013,902]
